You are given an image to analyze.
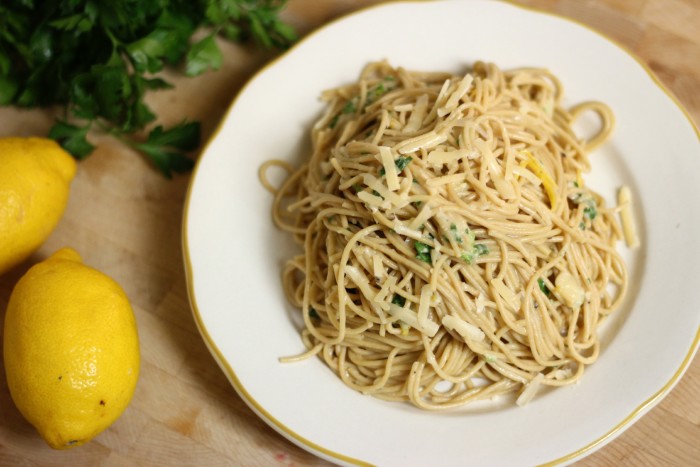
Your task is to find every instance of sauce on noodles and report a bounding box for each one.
[261,60,633,409]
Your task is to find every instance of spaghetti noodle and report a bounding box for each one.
[265,61,629,409]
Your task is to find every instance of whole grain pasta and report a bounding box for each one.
[264,60,629,409]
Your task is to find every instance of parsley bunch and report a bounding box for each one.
[0,0,295,177]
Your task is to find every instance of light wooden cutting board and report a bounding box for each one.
[1,0,698,465]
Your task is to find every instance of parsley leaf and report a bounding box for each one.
[329,98,359,129]
[391,294,406,307]
[461,243,489,264]
[395,156,413,171]
[570,192,598,222]
[0,0,296,177]
[329,113,340,129]
[0,75,19,105]
[185,33,223,76]
[379,156,413,176]
[473,244,489,256]
[583,205,598,221]
[308,307,320,320]
[132,122,200,178]
[538,278,552,297]
[366,76,396,105]
[342,99,357,114]
[449,223,463,244]
[414,241,433,264]
[48,121,95,160]
[203,0,296,49]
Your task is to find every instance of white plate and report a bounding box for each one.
[183,1,700,465]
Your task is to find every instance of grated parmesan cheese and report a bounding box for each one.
[344,265,376,300]
[474,139,515,200]
[396,130,448,155]
[438,73,473,117]
[388,303,439,337]
[618,185,639,248]
[441,315,485,342]
[416,285,434,331]
[374,274,396,305]
[392,220,424,240]
[491,277,521,312]
[426,148,470,167]
[435,79,452,110]
[358,190,390,209]
[516,372,545,407]
[361,174,404,208]
[394,103,414,112]
[408,202,433,231]
[404,94,429,133]
[475,292,487,314]
[555,272,585,310]
[372,254,384,280]
[378,146,400,192]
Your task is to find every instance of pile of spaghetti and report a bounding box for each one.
[262,61,634,409]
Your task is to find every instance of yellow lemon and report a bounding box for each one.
[3,248,140,449]
[0,137,77,275]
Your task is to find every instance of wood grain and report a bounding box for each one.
[1,0,698,465]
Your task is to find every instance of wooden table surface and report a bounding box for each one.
[1,0,699,465]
